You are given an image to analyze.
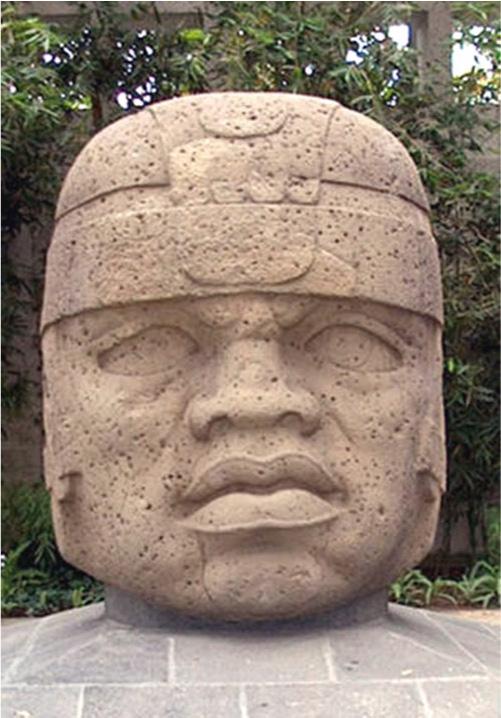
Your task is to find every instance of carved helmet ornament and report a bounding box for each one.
[42,93,445,621]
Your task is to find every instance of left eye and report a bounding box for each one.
[98,325,197,376]
[306,324,401,372]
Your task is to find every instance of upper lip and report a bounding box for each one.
[181,454,340,505]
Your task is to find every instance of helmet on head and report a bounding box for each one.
[42,93,442,330]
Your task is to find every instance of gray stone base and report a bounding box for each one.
[103,584,390,629]
[2,603,499,717]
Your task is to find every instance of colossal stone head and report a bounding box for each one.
[42,93,445,621]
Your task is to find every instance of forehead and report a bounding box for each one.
[49,293,433,344]
[180,294,319,328]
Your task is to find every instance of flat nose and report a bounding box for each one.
[187,339,321,440]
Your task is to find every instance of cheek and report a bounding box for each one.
[56,490,205,604]
[48,364,206,598]
[317,447,418,582]
[306,370,421,571]
[331,436,416,522]
[46,363,200,535]
[310,368,421,444]
[52,359,195,457]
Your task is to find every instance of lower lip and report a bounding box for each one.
[178,489,337,534]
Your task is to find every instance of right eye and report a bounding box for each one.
[98,325,197,376]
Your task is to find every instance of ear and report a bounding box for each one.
[383,401,446,581]
[414,401,446,502]
[44,443,81,503]
[43,442,55,493]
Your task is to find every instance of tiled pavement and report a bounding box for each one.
[2,603,500,717]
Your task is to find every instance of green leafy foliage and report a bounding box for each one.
[485,505,500,565]
[208,1,417,110]
[390,559,500,609]
[1,483,104,616]
[1,4,73,234]
[1,4,76,416]
[390,570,460,608]
[392,506,501,608]
[43,1,210,129]
[455,559,500,608]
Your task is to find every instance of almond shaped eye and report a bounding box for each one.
[98,325,197,376]
[306,324,401,372]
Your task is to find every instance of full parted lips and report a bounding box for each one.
[178,454,343,534]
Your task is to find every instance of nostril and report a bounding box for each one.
[280,412,305,434]
[188,403,219,441]
[287,392,322,436]
[300,412,321,437]
[188,398,234,441]
[209,415,232,438]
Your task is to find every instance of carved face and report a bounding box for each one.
[43,292,443,620]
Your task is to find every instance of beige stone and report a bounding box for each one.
[42,93,445,621]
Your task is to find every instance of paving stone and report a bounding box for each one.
[423,678,501,718]
[81,685,240,718]
[2,604,499,718]
[173,629,329,684]
[2,620,39,683]
[9,605,171,685]
[484,623,501,638]
[426,613,501,675]
[1,686,81,718]
[428,609,501,628]
[245,682,426,718]
[329,606,489,681]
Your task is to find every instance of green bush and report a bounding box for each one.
[1,483,103,616]
[390,560,500,609]
[391,507,501,608]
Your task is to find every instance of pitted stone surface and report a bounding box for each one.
[2,604,499,718]
[43,93,440,328]
[42,294,445,621]
[42,92,445,622]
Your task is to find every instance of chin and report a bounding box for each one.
[197,545,347,621]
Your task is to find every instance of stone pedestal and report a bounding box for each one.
[2,602,498,717]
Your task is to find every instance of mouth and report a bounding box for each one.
[177,454,343,535]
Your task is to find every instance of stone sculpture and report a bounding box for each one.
[8,92,497,718]
[41,92,445,621]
